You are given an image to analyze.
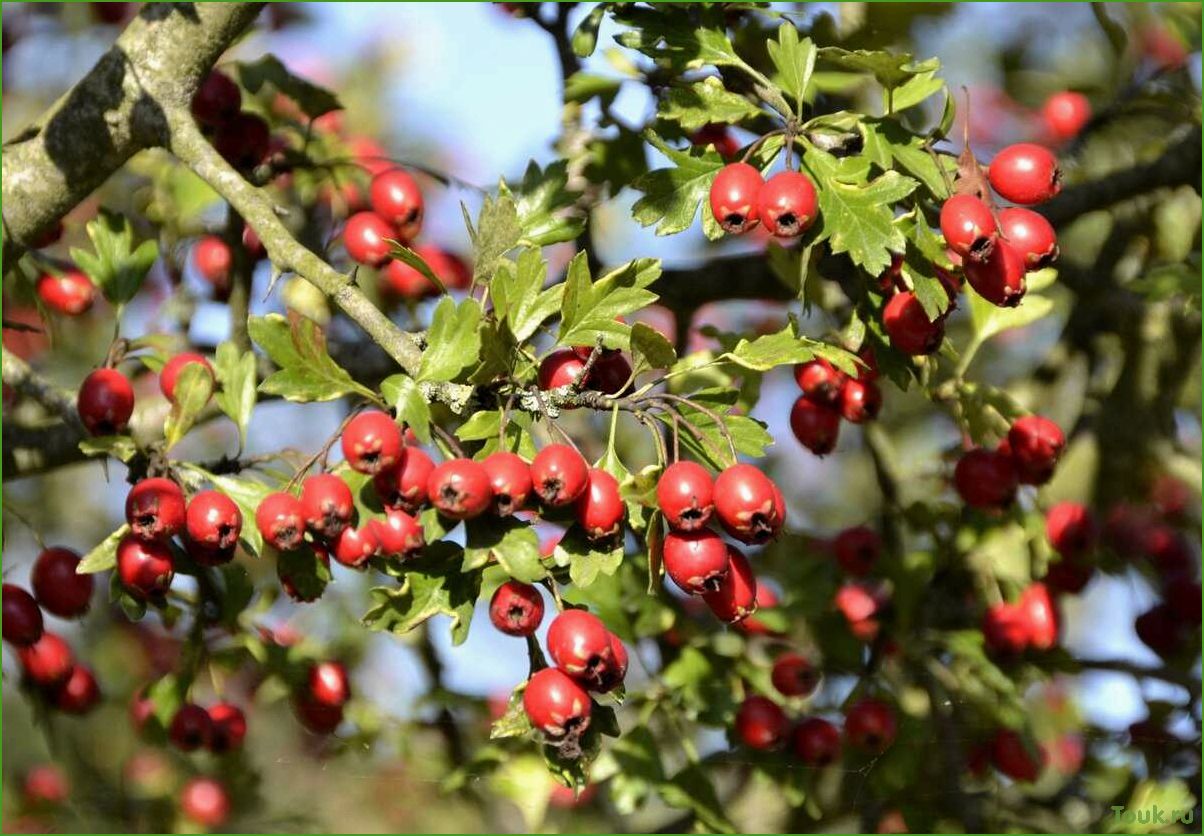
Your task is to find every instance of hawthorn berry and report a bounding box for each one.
[983,602,1028,655]
[17,632,73,687]
[191,69,240,128]
[160,353,215,403]
[1166,582,1202,626]
[213,111,270,170]
[180,777,231,829]
[714,464,782,545]
[991,729,1045,782]
[1141,525,1194,578]
[953,448,1018,510]
[839,378,882,423]
[255,492,306,551]
[482,452,533,515]
[771,652,820,698]
[186,490,243,552]
[574,468,625,541]
[36,270,95,316]
[1042,91,1091,142]
[369,168,424,241]
[755,171,818,238]
[793,359,847,406]
[1020,583,1058,650]
[293,695,344,734]
[372,508,424,559]
[844,698,897,753]
[299,473,354,539]
[595,633,629,693]
[735,695,788,750]
[988,143,1062,205]
[22,764,68,807]
[835,582,886,642]
[940,194,998,262]
[343,211,395,267]
[117,533,174,598]
[998,207,1058,269]
[577,347,633,395]
[547,608,615,689]
[709,162,763,234]
[51,664,101,714]
[381,258,439,300]
[790,395,841,456]
[656,461,715,532]
[1136,604,1181,657]
[305,661,350,708]
[663,528,731,595]
[964,239,1027,307]
[833,526,881,576]
[703,546,758,623]
[488,580,545,636]
[538,349,586,392]
[125,477,187,542]
[341,410,404,475]
[792,717,842,766]
[882,291,944,356]
[522,667,592,737]
[374,446,435,512]
[242,225,264,259]
[1006,415,1065,484]
[690,123,741,159]
[77,368,135,435]
[1044,554,1094,596]
[207,702,247,753]
[427,458,493,520]
[3,584,43,646]
[31,547,93,618]
[530,444,589,507]
[192,235,231,288]
[330,524,380,568]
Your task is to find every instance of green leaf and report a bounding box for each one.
[177,464,273,557]
[362,543,483,645]
[163,362,214,449]
[273,541,331,603]
[69,210,158,305]
[571,3,607,57]
[861,119,952,199]
[417,297,483,383]
[78,435,137,463]
[657,400,773,470]
[564,72,622,107]
[613,6,741,72]
[492,249,564,343]
[659,765,735,834]
[887,70,944,113]
[213,341,257,447]
[767,24,816,115]
[558,254,661,350]
[555,525,624,588]
[661,77,762,132]
[236,54,342,119]
[471,194,523,285]
[489,686,534,740]
[818,46,940,91]
[721,320,856,372]
[465,516,546,583]
[629,322,677,376]
[500,161,584,247]
[78,525,129,574]
[250,313,375,403]
[631,130,725,238]
[387,244,446,294]
[968,293,1055,343]
[380,373,431,444]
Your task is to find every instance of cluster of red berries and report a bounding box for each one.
[35,268,95,316]
[982,582,1059,656]
[538,346,633,397]
[736,689,898,763]
[789,350,880,455]
[131,692,248,755]
[954,414,1065,510]
[75,349,218,438]
[709,163,819,238]
[191,69,271,173]
[521,609,627,739]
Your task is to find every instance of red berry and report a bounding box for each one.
[735,584,781,635]
[790,395,841,455]
[308,661,351,707]
[213,111,270,170]
[1020,583,1058,650]
[663,528,731,595]
[343,211,395,267]
[793,359,846,406]
[834,526,880,576]
[574,468,625,541]
[547,609,614,689]
[77,368,135,435]
[882,291,944,356]
[538,349,586,391]
[117,535,174,599]
[755,171,818,238]
[714,464,782,545]
[1042,92,1090,142]
[792,717,842,766]
[242,225,264,258]
[1044,554,1094,596]
[191,69,240,128]
[964,239,1027,307]
[180,777,231,828]
[998,207,1058,270]
[835,581,886,641]
[293,695,344,734]
[369,169,424,241]
[299,473,354,539]
[988,143,1062,205]
[578,348,633,395]
[186,535,234,568]
[1141,525,1194,578]
[51,664,100,714]
[940,194,998,262]
[192,235,231,288]
[1006,415,1064,485]
[983,602,1028,655]
[36,270,95,316]
[186,490,242,552]
[371,508,424,559]
[3,584,43,646]
[207,702,247,753]
[159,353,214,403]
[703,546,758,623]
[839,378,882,423]
[1166,582,1202,626]
[330,524,379,568]
[380,258,439,300]
[22,764,68,806]
[482,452,533,515]
[954,448,1018,509]
[169,703,213,751]
[489,581,545,636]
[991,729,1046,782]
[426,458,493,520]
[1136,604,1181,657]
[709,162,763,234]
[18,632,73,687]
[690,124,741,159]
[125,477,187,542]
[341,410,404,475]
[522,667,592,737]
[255,492,306,551]
[374,447,435,512]
[595,633,629,693]
[530,444,589,507]
[735,695,788,750]
[771,652,819,698]
[656,461,715,532]
[844,698,897,753]
[31,547,92,618]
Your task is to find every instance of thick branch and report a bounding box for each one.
[2,350,83,431]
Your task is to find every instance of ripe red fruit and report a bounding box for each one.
[663,528,731,595]
[213,111,270,170]
[192,234,232,288]
[489,581,545,636]
[372,508,424,559]
[22,764,68,806]
[523,667,592,737]
[983,603,1028,655]
[586,350,633,395]
[839,378,882,423]
[703,546,758,623]
[954,448,1018,509]
[341,410,404,475]
[52,664,100,714]
[1019,583,1058,650]
[207,702,247,753]
[482,452,533,515]
[538,348,586,392]
[755,171,818,238]
[1142,525,1194,578]
[988,143,1062,205]
[793,359,846,406]
[369,169,424,241]
[293,695,344,734]
[1044,554,1094,596]
[1046,502,1097,558]
[790,395,841,455]
[380,258,439,300]
[186,490,242,552]
[940,194,998,262]
[374,447,435,512]
[530,444,589,507]
[547,609,615,689]
[180,777,231,828]
[36,270,95,316]
[833,526,881,576]
[792,717,842,765]
[159,353,214,403]
[125,477,187,542]
[343,211,395,267]
[1135,604,1181,657]
[330,524,380,568]
[998,207,1058,270]
[3,584,43,646]
[31,547,93,618]
[574,468,625,541]
[299,473,354,539]
[256,492,306,551]
[77,368,135,435]
[844,698,897,753]
[17,632,73,687]
[308,661,351,707]
[991,729,1046,782]
[656,461,715,532]
[714,464,782,545]
[1042,91,1091,142]
[690,123,741,159]
[709,162,763,234]
[191,69,240,128]
[735,584,780,636]
[117,535,175,599]
[964,239,1027,307]
[771,652,819,698]
[882,291,944,355]
[595,633,629,693]
[735,695,788,750]
[170,703,213,751]
[1006,415,1065,485]
[426,458,493,520]
[835,582,887,641]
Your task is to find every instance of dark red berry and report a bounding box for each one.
[547,609,614,689]
[709,162,763,234]
[999,207,1058,269]
[343,211,395,267]
[299,473,354,539]
[160,353,214,403]
[341,410,404,475]
[482,452,532,515]
[940,194,998,262]
[117,535,174,599]
[186,490,242,552]
[374,447,434,512]
[595,633,628,693]
[771,652,819,698]
[755,171,818,238]
[180,777,230,828]
[36,270,95,316]
[256,492,306,551]
[213,111,270,170]
[1136,604,1181,657]
[991,729,1046,782]
[489,581,545,636]
[792,717,842,765]
[954,448,1018,509]
[983,602,1028,655]
[574,468,625,541]
[523,667,592,737]
[3,585,43,646]
[77,368,135,435]
[839,378,882,423]
[18,632,73,687]
[1045,502,1097,558]
[1042,92,1090,141]
[293,695,344,734]
[988,143,1062,205]
[793,359,846,406]
[833,526,880,576]
[369,169,424,242]
[426,458,493,520]
[191,70,240,128]
[192,235,231,289]
[703,546,758,623]
[207,702,247,753]
[1044,554,1094,596]
[125,477,187,542]
[530,444,589,507]
[170,703,213,751]
[735,695,788,749]
[586,350,633,395]
[663,529,730,595]
[1006,415,1064,485]
[656,461,715,532]
[714,464,782,545]
[308,661,351,707]
[882,291,944,356]
[31,547,93,618]
[330,524,379,568]
[51,664,100,714]
[964,240,1027,307]
[1166,582,1202,626]
[790,395,841,455]
[844,698,897,753]
[371,508,424,559]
